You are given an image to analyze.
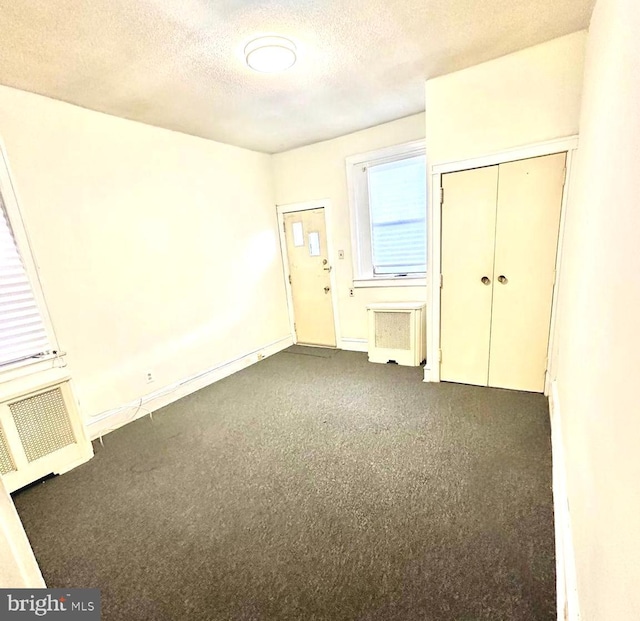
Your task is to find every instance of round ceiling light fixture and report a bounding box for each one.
[245,36,297,73]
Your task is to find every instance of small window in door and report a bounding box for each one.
[308,232,320,257]
[292,221,304,247]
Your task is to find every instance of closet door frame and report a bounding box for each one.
[425,136,579,395]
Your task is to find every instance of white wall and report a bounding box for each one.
[0,477,45,587]
[272,114,426,345]
[552,0,640,618]
[0,85,291,421]
[425,31,587,165]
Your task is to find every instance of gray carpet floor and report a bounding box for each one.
[13,348,555,621]
[283,345,337,358]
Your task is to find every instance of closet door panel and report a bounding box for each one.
[489,153,566,391]
[440,166,499,386]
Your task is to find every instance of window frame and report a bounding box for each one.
[0,140,61,380]
[346,139,427,288]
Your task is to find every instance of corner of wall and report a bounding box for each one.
[549,381,582,621]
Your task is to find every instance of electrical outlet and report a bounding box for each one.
[338,250,345,259]
[146,370,155,384]
[349,288,354,297]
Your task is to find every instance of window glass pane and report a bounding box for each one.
[308,231,320,257]
[291,221,304,247]
[0,192,50,366]
[367,155,426,275]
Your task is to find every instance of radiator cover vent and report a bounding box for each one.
[10,388,75,462]
[374,311,411,350]
[367,303,426,367]
[0,427,15,475]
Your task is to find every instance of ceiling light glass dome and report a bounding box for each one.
[245,36,297,73]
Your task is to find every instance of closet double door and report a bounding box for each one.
[440,153,566,392]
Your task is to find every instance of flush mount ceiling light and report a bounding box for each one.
[245,36,297,73]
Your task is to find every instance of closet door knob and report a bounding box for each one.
[481,276,491,285]
[498,275,508,284]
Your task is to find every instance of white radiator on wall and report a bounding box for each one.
[0,371,93,493]
[367,302,426,367]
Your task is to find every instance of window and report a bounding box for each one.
[0,154,53,369]
[347,140,426,285]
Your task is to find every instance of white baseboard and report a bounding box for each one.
[340,337,368,353]
[87,335,294,440]
[549,380,581,621]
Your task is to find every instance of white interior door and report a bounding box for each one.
[488,153,566,391]
[440,166,499,386]
[284,208,336,347]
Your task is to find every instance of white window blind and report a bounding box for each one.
[0,192,50,367]
[367,155,427,275]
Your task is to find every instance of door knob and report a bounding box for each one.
[498,275,508,284]
[324,286,330,294]
[481,276,491,285]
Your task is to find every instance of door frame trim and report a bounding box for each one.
[425,135,579,392]
[276,199,341,347]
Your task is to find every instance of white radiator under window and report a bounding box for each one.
[367,302,426,367]
[0,371,93,493]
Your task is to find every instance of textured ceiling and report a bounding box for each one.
[0,0,594,153]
